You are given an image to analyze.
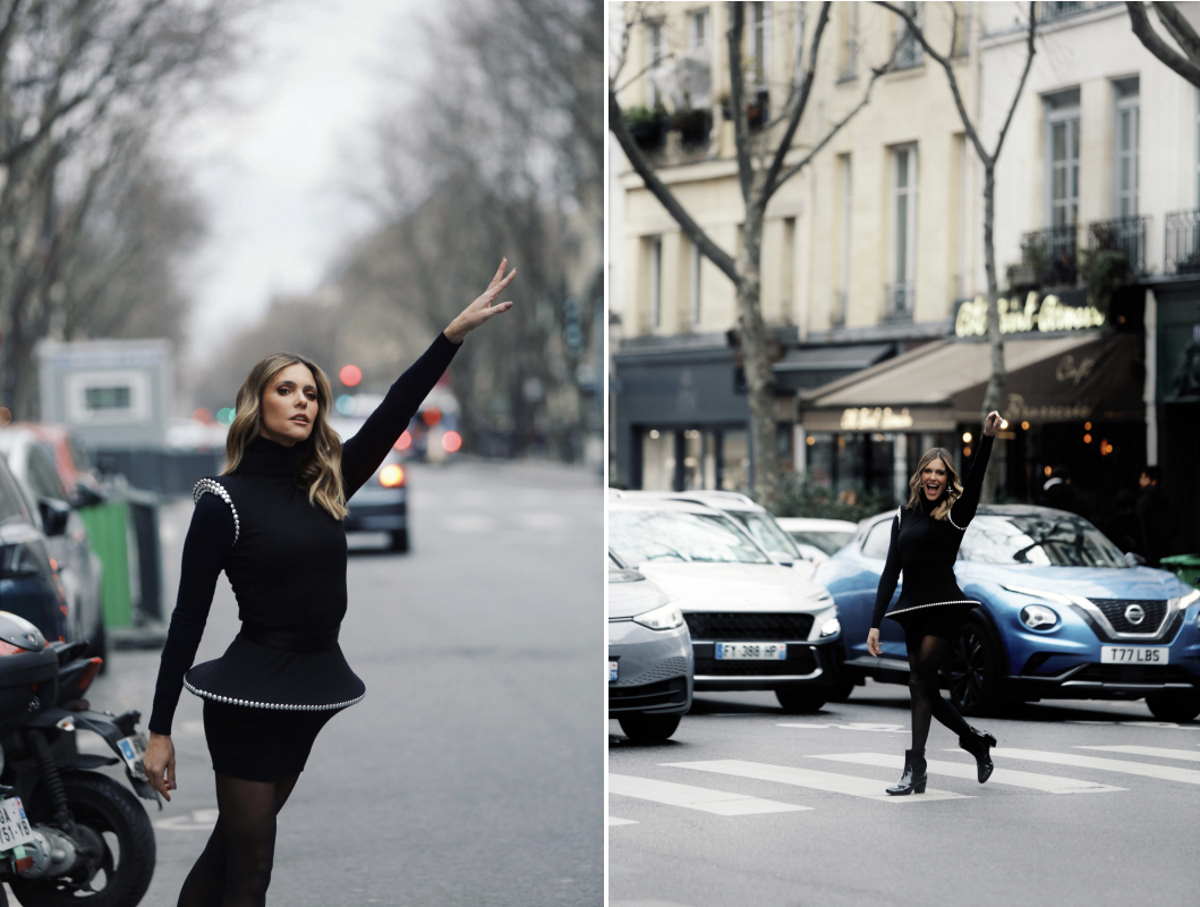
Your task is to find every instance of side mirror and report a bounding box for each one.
[0,541,42,578]
[1123,551,1147,567]
[37,498,72,537]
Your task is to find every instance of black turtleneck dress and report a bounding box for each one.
[870,433,995,638]
[150,332,460,781]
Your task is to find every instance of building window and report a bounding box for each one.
[836,153,852,326]
[1043,1,1085,24]
[1046,89,1080,228]
[1114,78,1139,217]
[837,3,859,81]
[690,240,702,326]
[688,8,708,51]
[950,2,971,58]
[889,144,918,319]
[894,2,923,70]
[648,236,663,329]
[782,216,796,314]
[750,2,770,87]
[646,20,664,107]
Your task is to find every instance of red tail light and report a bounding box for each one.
[76,657,103,695]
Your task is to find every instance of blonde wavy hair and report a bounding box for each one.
[221,352,348,520]
[905,447,964,521]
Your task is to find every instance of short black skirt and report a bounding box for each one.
[202,698,341,782]
[889,601,979,640]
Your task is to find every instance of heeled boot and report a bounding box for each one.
[886,749,927,795]
[958,725,997,783]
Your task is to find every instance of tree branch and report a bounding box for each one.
[1127,1,1200,88]
[992,3,1038,163]
[1153,1,1200,62]
[726,2,754,205]
[608,85,739,282]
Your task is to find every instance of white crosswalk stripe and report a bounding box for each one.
[1076,745,1200,762]
[609,773,811,816]
[812,752,1124,794]
[978,748,1200,784]
[663,759,970,802]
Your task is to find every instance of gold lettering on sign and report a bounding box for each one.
[840,406,914,430]
[1055,353,1096,387]
[954,293,1104,338]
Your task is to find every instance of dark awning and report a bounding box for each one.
[772,342,895,392]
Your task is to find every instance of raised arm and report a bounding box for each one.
[949,425,998,530]
[149,491,234,736]
[870,512,903,631]
[339,333,460,498]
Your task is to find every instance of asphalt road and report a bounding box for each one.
[609,684,1200,907]
[27,457,603,907]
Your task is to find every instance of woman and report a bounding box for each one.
[865,409,1004,796]
[144,259,516,904]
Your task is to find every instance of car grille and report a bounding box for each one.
[1089,598,1167,634]
[608,677,689,712]
[684,612,814,641]
[693,644,818,676]
[1071,664,1196,686]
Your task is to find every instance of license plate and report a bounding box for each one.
[609,659,618,682]
[117,733,149,779]
[1100,646,1170,665]
[0,797,35,850]
[715,642,787,660]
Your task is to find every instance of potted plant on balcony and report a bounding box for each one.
[623,105,669,151]
[670,106,713,148]
[1080,245,1132,316]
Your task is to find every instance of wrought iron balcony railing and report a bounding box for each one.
[884,281,914,321]
[1164,209,1200,275]
[1022,224,1079,287]
[1088,215,1148,274]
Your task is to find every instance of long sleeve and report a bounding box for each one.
[340,332,461,498]
[949,432,995,530]
[149,492,234,735]
[870,513,902,630]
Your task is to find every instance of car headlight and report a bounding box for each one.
[632,603,685,631]
[1173,587,1200,626]
[819,617,841,638]
[809,605,840,640]
[1020,604,1059,631]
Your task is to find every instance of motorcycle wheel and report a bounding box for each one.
[10,772,155,907]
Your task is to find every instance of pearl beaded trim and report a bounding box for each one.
[887,599,980,617]
[183,677,365,711]
[947,511,968,531]
[192,478,240,545]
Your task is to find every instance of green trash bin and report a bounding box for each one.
[77,500,136,628]
[1160,554,1200,589]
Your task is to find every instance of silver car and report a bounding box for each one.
[608,552,693,743]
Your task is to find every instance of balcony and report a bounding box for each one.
[1020,225,1079,288]
[1164,209,1200,275]
[1088,215,1148,274]
[883,282,914,321]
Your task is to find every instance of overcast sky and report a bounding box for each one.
[166,0,427,369]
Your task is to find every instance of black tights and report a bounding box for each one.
[177,773,300,907]
[904,628,971,756]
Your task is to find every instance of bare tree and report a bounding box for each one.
[1126,1,1200,88]
[610,2,897,508]
[877,1,1038,501]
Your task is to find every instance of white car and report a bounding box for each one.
[776,517,858,566]
[608,492,844,713]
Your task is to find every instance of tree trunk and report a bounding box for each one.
[981,164,1006,503]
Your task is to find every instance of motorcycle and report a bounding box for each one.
[0,611,158,905]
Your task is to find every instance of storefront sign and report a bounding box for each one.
[840,406,914,431]
[954,291,1105,338]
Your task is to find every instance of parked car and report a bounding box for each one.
[608,552,693,743]
[11,421,107,508]
[0,428,105,661]
[648,490,808,568]
[776,517,857,564]
[330,417,411,552]
[818,504,1200,720]
[608,492,843,712]
[0,451,70,643]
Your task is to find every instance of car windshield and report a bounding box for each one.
[961,514,1127,568]
[734,512,800,558]
[787,530,854,555]
[610,509,772,566]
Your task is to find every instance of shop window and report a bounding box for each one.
[640,428,672,490]
[720,429,750,493]
[682,428,716,490]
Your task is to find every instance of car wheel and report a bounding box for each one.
[617,714,681,744]
[775,687,827,714]
[389,529,409,553]
[945,617,1007,717]
[1145,690,1200,723]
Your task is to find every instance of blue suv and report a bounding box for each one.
[818,505,1200,721]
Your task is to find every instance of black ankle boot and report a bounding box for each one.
[886,749,927,795]
[958,725,997,783]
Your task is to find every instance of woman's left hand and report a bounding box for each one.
[444,258,518,343]
[983,410,1005,436]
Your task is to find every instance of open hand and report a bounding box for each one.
[444,258,517,343]
[982,410,1005,436]
[144,732,176,801]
